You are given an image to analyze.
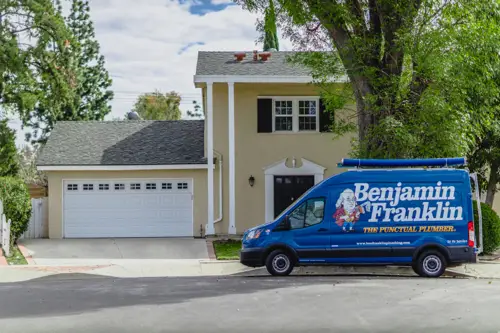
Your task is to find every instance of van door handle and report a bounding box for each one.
[318,228,328,232]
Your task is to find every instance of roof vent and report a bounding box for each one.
[127,111,141,120]
[234,52,246,61]
[253,50,258,61]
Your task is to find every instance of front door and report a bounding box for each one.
[274,175,315,217]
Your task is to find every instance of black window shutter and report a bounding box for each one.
[257,98,273,133]
[319,98,333,132]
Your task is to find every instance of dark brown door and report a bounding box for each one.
[274,175,315,217]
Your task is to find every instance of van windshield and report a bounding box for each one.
[272,178,327,223]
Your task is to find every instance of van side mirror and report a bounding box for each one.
[283,215,291,230]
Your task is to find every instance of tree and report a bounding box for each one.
[187,100,204,119]
[0,120,19,177]
[1,0,113,143]
[133,90,182,120]
[237,0,500,158]
[0,0,75,143]
[468,122,500,207]
[17,144,47,186]
[263,0,279,51]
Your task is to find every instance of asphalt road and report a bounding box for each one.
[0,274,499,333]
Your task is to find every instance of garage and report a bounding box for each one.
[63,179,194,238]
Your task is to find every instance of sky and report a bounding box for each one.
[8,0,294,147]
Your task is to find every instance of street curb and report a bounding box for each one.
[0,249,7,266]
[17,244,36,265]
[205,240,216,260]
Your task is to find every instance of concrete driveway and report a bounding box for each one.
[17,238,210,265]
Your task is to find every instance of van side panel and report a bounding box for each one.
[323,169,473,264]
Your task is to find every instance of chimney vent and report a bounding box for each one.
[259,52,271,61]
[234,52,246,61]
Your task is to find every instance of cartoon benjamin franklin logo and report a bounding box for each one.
[333,189,371,232]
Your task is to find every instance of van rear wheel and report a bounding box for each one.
[414,250,447,278]
[265,250,295,276]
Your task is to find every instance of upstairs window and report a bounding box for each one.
[272,98,320,133]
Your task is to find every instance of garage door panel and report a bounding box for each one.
[63,179,194,238]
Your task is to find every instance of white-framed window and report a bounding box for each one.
[130,183,141,190]
[146,183,157,190]
[162,183,173,190]
[272,97,319,132]
[114,183,125,191]
[99,184,110,191]
[83,184,94,191]
[67,184,78,191]
[177,182,188,190]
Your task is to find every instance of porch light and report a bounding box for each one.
[248,175,255,187]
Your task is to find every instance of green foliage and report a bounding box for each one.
[263,0,279,51]
[187,100,204,119]
[16,145,47,186]
[0,177,31,245]
[473,201,500,254]
[133,90,182,120]
[0,120,19,177]
[213,240,241,260]
[0,0,75,143]
[1,0,113,143]
[237,0,500,159]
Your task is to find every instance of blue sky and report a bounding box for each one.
[8,0,293,146]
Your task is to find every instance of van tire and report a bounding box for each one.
[414,250,447,278]
[265,250,295,276]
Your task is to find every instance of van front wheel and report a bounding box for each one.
[265,250,295,276]
[414,250,447,278]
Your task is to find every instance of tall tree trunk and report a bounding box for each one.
[485,163,499,206]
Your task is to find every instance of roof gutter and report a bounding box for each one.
[193,74,349,84]
[37,164,212,171]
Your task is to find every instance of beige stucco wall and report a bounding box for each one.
[210,83,355,234]
[494,195,500,215]
[46,169,207,239]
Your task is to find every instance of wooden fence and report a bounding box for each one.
[21,198,49,239]
[0,200,11,257]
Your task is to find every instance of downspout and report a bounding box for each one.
[214,150,223,223]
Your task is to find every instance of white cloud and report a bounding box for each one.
[8,0,293,146]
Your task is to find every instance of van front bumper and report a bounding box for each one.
[240,247,265,267]
[449,246,477,264]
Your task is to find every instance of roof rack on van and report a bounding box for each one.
[338,157,467,168]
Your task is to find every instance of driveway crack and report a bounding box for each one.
[113,239,124,259]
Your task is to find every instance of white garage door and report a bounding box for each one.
[63,179,194,238]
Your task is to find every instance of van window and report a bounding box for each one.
[289,198,325,229]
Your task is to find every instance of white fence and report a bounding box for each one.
[0,200,11,257]
[21,198,49,240]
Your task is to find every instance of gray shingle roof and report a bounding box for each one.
[195,51,312,76]
[37,120,206,166]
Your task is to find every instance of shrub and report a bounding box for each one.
[0,177,32,246]
[473,200,500,254]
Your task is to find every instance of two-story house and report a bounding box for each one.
[35,51,356,238]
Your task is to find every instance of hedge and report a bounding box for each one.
[473,200,500,255]
[0,177,32,246]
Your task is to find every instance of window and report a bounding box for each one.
[298,100,317,131]
[162,183,173,190]
[146,183,157,190]
[288,198,325,229]
[273,98,319,132]
[99,184,110,191]
[67,184,78,191]
[274,100,293,131]
[83,184,94,191]
[114,183,125,190]
[131,183,141,190]
[177,182,188,190]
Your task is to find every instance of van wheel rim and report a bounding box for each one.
[272,254,290,273]
[423,255,441,274]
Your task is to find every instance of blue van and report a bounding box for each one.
[240,158,482,278]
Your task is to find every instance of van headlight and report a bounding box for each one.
[247,229,262,240]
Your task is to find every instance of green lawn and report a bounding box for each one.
[213,240,242,260]
[5,245,28,265]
